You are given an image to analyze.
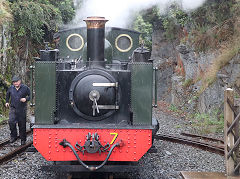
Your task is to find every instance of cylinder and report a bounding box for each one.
[84,17,108,67]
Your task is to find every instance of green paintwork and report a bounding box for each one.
[35,62,56,124]
[58,27,87,59]
[58,27,140,62]
[106,28,140,62]
[131,63,153,125]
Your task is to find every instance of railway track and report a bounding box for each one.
[0,130,33,164]
[154,133,224,155]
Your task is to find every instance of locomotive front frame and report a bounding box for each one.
[32,17,158,171]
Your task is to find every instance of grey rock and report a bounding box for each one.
[165,151,172,155]
[177,44,189,54]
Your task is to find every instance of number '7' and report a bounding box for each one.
[110,133,118,144]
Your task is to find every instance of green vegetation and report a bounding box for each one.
[168,101,224,134]
[190,1,235,52]
[11,1,62,43]
[0,115,8,124]
[183,78,193,88]
[162,5,189,40]
[174,124,182,129]
[169,104,179,112]
[191,108,224,134]
[132,6,161,50]
[133,14,153,50]
[133,4,189,48]
[10,0,75,45]
[1,0,75,43]
[0,0,12,24]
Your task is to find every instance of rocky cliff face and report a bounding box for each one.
[152,28,240,114]
[152,28,177,103]
[0,24,28,83]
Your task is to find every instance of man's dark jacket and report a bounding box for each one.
[6,84,30,113]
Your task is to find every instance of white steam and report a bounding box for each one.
[181,0,207,10]
[72,0,206,28]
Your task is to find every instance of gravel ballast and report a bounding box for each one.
[0,108,225,179]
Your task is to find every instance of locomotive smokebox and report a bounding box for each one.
[84,17,108,67]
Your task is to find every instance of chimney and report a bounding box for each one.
[84,17,108,67]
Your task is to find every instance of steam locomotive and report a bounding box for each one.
[32,17,158,172]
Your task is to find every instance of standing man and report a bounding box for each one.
[5,76,30,145]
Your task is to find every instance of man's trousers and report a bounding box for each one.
[8,107,26,141]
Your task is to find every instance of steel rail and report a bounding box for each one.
[0,130,33,164]
[0,141,33,164]
[180,132,224,144]
[154,134,224,155]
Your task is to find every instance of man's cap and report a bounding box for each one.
[53,33,60,39]
[12,76,21,82]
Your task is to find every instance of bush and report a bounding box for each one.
[11,1,62,42]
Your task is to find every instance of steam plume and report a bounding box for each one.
[73,0,206,27]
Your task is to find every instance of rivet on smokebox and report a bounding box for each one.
[49,151,51,154]
[49,145,51,148]
[126,150,128,153]
[134,152,136,154]
[134,158,136,161]
[49,157,51,160]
